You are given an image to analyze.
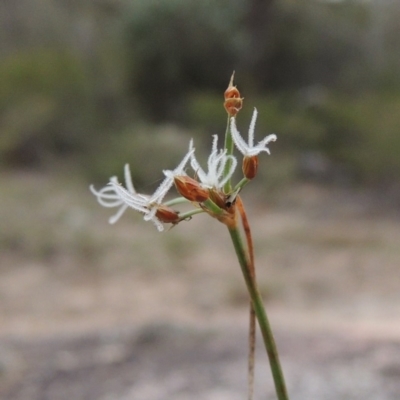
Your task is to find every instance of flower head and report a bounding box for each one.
[90,148,193,231]
[189,135,237,190]
[230,108,277,157]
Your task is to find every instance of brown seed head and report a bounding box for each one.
[174,175,209,203]
[224,72,243,116]
[224,98,243,117]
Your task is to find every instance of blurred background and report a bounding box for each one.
[1,0,400,399]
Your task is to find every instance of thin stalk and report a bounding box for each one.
[165,196,189,207]
[248,306,256,400]
[223,115,234,193]
[228,224,289,400]
[178,208,205,221]
[234,177,251,193]
[237,196,256,400]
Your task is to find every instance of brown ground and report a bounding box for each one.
[0,171,399,399]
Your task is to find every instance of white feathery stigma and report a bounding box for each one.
[230,108,277,156]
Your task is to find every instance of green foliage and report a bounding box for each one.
[185,92,228,133]
[124,0,244,121]
[0,0,399,186]
[342,94,400,183]
[0,49,93,165]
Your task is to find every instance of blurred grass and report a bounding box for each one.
[1,169,400,327]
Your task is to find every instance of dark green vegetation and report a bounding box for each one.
[1,0,400,187]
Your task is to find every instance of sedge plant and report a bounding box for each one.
[90,73,289,400]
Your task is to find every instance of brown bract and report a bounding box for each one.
[203,200,237,228]
[208,188,226,209]
[201,188,238,228]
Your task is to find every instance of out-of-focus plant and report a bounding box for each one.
[124,0,244,121]
[0,49,92,166]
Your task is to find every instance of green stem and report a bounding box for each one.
[178,208,204,221]
[234,177,250,193]
[228,226,289,400]
[165,196,189,207]
[223,115,234,193]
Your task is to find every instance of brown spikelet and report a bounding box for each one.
[174,175,209,203]
[243,155,259,180]
[155,205,180,224]
[224,72,243,116]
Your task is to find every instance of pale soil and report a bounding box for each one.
[0,171,399,399]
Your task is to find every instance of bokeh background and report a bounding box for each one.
[1,1,400,399]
